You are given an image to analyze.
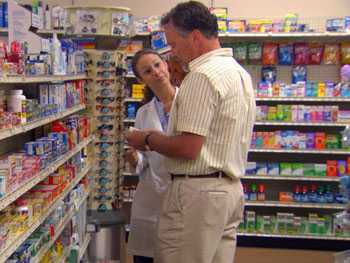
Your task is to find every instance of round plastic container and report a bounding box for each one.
[7,89,26,112]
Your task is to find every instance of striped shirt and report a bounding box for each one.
[165,48,256,179]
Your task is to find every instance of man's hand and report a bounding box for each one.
[125,129,149,151]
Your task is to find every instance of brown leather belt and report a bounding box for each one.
[170,171,231,180]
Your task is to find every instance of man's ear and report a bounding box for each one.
[191,29,202,43]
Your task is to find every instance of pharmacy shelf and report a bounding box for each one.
[123,172,135,176]
[255,97,350,102]
[243,175,340,182]
[254,121,349,127]
[124,98,142,102]
[0,136,93,211]
[238,232,350,241]
[31,189,89,263]
[250,148,350,155]
[126,73,136,78]
[124,118,136,123]
[245,200,346,210]
[0,165,91,263]
[78,233,91,261]
[219,32,350,38]
[0,27,7,33]
[0,74,88,83]
[0,104,85,141]
[126,46,171,57]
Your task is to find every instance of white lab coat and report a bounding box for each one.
[127,91,177,258]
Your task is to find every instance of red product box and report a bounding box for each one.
[326,160,338,177]
[315,132,326,149]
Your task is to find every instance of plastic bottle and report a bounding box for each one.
[38,1,44,29]
[301,185,309,202]
[317,185,326,203]
[257,184,266,201]
[243,184,249,200]
[293,185,301,202]
[324,185,334,203]
[7,90,25,112]
[250,184,257,201]
[308,184,318,203]
[45,5,51,30]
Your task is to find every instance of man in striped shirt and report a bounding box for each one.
[126,1,256,262]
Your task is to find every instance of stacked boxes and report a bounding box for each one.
[84,50,126,211]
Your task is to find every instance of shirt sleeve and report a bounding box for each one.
[176,72,218,136]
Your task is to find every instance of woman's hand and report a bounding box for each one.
[125,148,139,168]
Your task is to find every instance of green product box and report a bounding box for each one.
[303,163,315,177]
[256,215,263,233]
[283,105,292,121]
[308,213,319,235]
[314,164,327,177]
[324,215,332,235]
[299,217,308,234]
[238,221,246,231]
[246,211,256,233]
[326,134,340,149]
[280,163,292,176]
[293,216,302,234]
[291,163,304,176]
[276,105,284,121]
[276,213,287,234]
[318,218,327,235]
[263,215,273,233]
[286,213,295,234]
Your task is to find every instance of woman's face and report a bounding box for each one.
[136,54,170,90]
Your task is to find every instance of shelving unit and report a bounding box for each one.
[249,148,350,155]
[237,232,350,241]
[244,175,340,182]
[254,121,349,127]
[0,73,88,83]
[0,165,91,262]
[245,200,346,209]
[0,104,85,141]
[0,136,93,211]
[30,189,90,263]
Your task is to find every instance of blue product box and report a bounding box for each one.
[246,162,257,175]
[0,3,4,28]
[2,2,7,28]
[345,16,350,32]
[267,163,279,176]
[151,31,167,50]
[256,162,268,175]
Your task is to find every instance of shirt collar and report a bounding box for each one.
[188,48,233,71]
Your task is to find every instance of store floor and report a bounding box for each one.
[125,246,334,263]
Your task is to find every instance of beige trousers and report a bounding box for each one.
[155,177,244,263]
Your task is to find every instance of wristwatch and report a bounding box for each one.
[144,133,153,150]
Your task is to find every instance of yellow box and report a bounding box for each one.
[132,84,145,99]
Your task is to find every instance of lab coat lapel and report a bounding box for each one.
[146,98,163,131]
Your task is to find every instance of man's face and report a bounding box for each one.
[163,22,194,65]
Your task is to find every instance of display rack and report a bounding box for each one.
[0,136,93,211]
[244,175,340,182]
[30,189,90,263]
[0,74,88,83]
[237,232,350,241]
[0,165,91,262]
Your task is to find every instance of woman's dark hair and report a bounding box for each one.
[160,1,218,38]
[131,49,163,104]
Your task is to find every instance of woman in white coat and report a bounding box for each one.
[125,49,178,263]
